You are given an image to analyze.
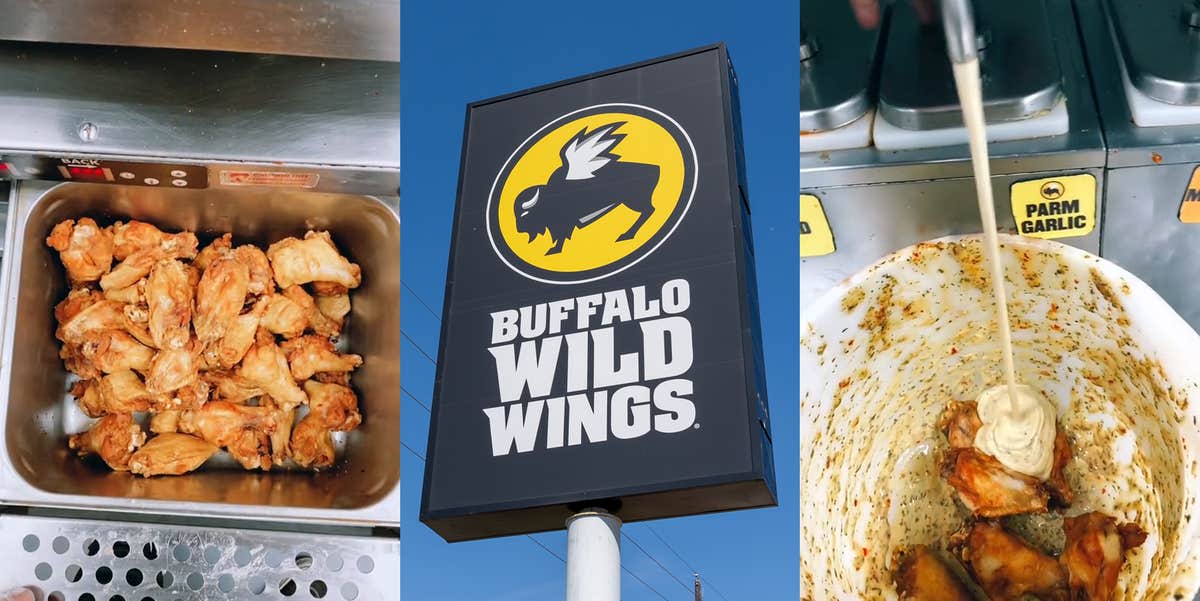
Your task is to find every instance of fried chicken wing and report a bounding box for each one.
[55,287,103,324]
[203,369,263,404]
[194,255,250,342]
[178,401,277,470]
[58,299,126,345]
[112,221,195,260]
[235,244,275,295]
[260,395,294,466]
[290,413,335,469]
[236,342,308,410]
[313,371,352,386]
[104,279,144,304]
[260,294,309,339]
[282,285,340,337]
[149,378,210,413]
[1061,512,1147,601]
[146,259,194,350]
[61,344,101,379]
[79,330,155,373]
[94,370,156,414]
[68,413,146,471]
[951,521,1067,601]
[894,545,972,601]
[940,400,983,449]
[282,335,363,381]
[101,231,198,291]
[267,230,361,289]
[303,380,362,431]
[145,346,199,395]
[193,233,232,271]
[216,297,268,367]
[129,433,219,477]
[121,304,157,348]
[943,447,1049,517]
[149,410,180,434]
[46,218,114,284]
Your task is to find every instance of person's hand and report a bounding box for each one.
[0,588,34,601]
[849,0,937,29]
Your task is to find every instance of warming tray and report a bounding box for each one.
[0,181,400,526]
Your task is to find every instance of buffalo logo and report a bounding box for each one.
[487,103,697,284]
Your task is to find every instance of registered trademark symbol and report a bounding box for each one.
[693,423,700,429]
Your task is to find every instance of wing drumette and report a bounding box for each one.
[282,285,340,338]
[290,413,335,469]
[68,413,146,471]
[178,401,277,470]
[237,342,308,410]
[101,229,198,291]
[194,255,250,342]
[303,380,362,431]
[260,294,309,339]
[282,335,363,381]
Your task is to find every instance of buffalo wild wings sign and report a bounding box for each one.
[420,44,776,542]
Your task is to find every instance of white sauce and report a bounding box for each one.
[952,58,1057,479]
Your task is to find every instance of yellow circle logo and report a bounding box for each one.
[486,104,697,284]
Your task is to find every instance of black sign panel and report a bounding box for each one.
[420,44,775,542]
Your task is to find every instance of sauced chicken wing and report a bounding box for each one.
[939,401,1074,512]
[290,413,335,469]
[57,299,126,345]
[894,545,972,601]
[942,447,1049,517]
[129,433,219,477]
[260,294,309,338]
[951,521,1067,601]
[237,343,308,410]
[101,231,198,291]
[267,231,361,289]
[145,346,199,395]
[146,259,194,350]
[282,335,363,381]
[68,413,146,471]
[178,401,277,470]
[1061,512,1147,601]
[203,369,263,404]
[216,297,268,367]
[79,330,155,373]
[149,410,181,434]
[46,218,114,284]
[235,244,275,296]
[303,380,362,431]
[194,255,250,342]
[282,285,340,337]
[193,233,232,271]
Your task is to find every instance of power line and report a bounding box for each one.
[622,531,692,595]
[402,385,432,413]
[622,563,674,601]
[526,535,565,564]
[401,329,438,365]
[401,440,426,462]
[646,525,731,601]
[402,280,443,322]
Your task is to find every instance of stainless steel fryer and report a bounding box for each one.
[0,181,400,525]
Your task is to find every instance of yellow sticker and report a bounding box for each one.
[1180,166,1200,223]
[800,194,835,257]
[1010,174,1096,239]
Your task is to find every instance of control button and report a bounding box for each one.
[143,177,160,185]
[170,169,187,178]
[119,172,135,180]
[171,179,188,187]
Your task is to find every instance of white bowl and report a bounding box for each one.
[800,234,1200,600]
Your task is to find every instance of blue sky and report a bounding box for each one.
[400,1,799,599]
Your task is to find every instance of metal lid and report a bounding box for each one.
[1109,0,1200,105]
[800,1,880,133]
[879,0,1063,130]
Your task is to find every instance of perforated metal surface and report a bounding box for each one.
[0,514,398,600]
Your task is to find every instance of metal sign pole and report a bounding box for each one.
[565,509,622,601]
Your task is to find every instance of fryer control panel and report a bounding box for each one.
[0,156,208,189]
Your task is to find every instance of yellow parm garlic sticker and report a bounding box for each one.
[1010,174,1096,240]
[800,194,834,257]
